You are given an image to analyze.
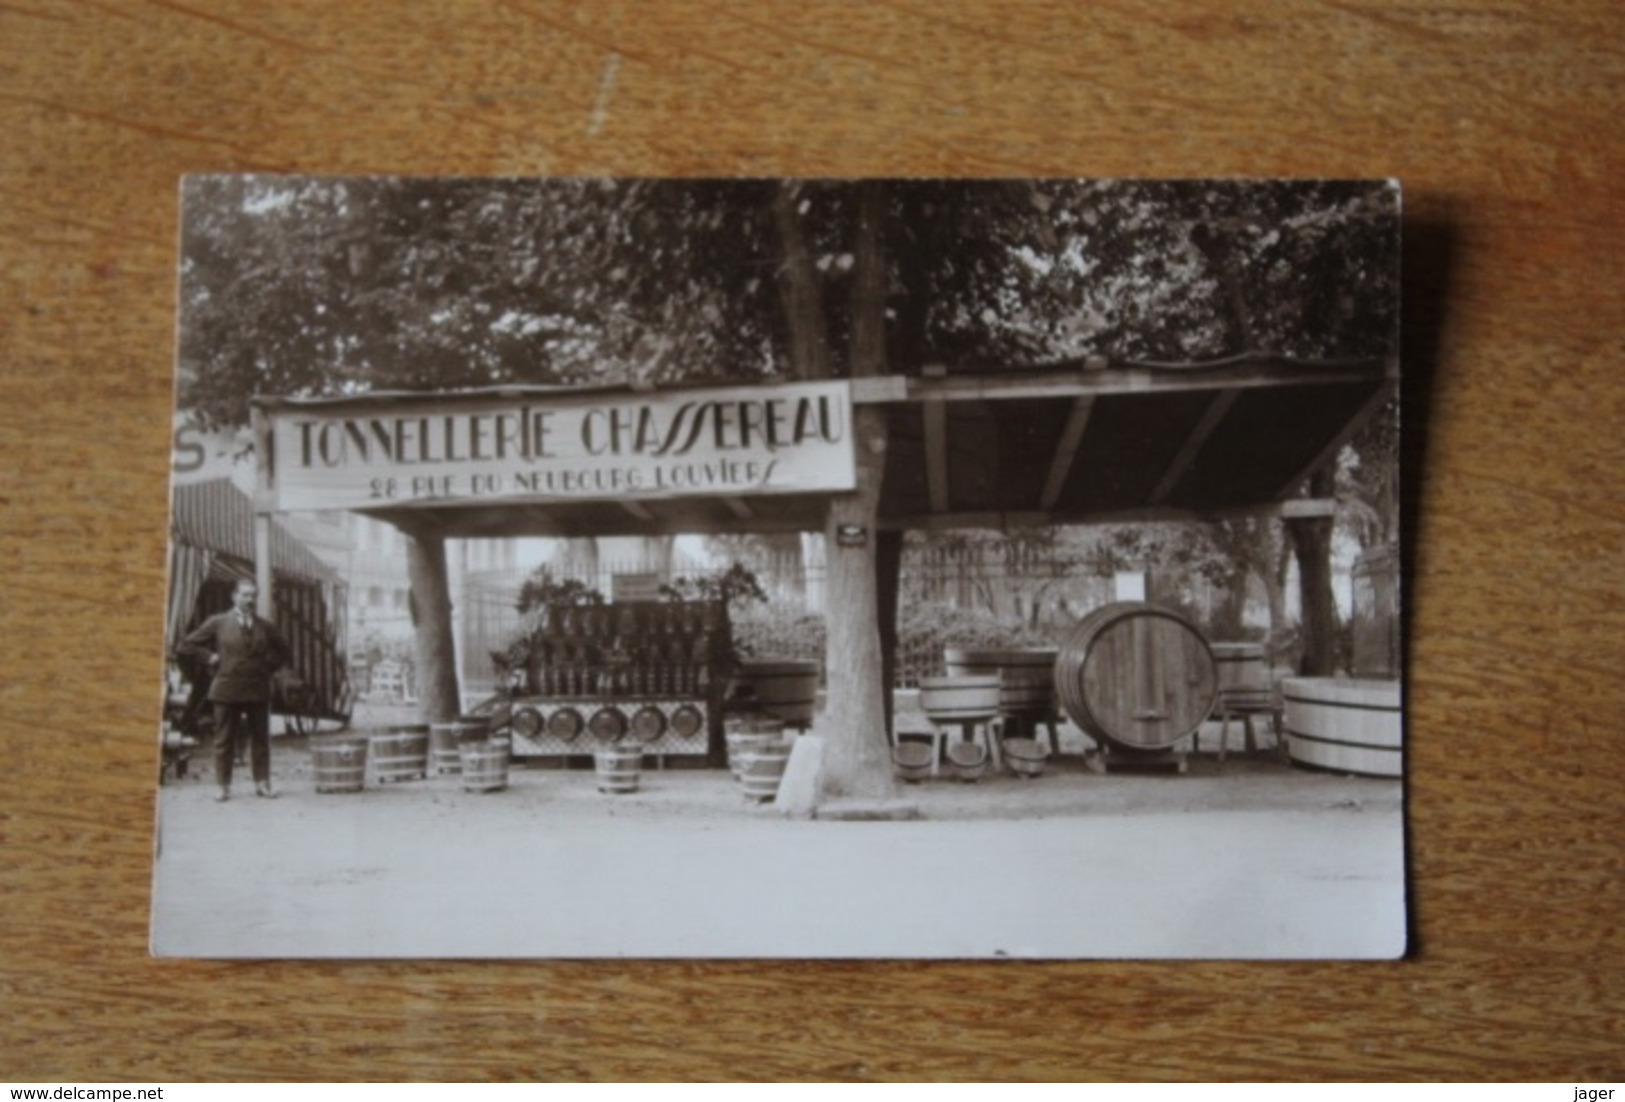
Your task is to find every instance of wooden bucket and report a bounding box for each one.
[429,718,488,774]
[1053,602,1217,753]
[733,660,821,729]
[725,715,786,778]
[1282,678,1403,778]
[1002,737,1047,778]
[946,740,988,783]
[1211,643,1268,693]
[459,739,510,793]
[918,675,1002,723]
[594,745,644,794]
[892,741,935,783]
[738,739,792,802]
[369,725,429,783]
[945,647,1059,717]
[310,735,368,794]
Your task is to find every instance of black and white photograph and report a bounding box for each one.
[151,176,1404,959]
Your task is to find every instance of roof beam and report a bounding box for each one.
[1039,396,1096,511]
[848,360,1389,406]
[1150,388,1240,505]
[1274,377,1398,499]
[879,500,1298,533]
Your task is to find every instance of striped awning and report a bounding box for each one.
[169,478,340,584]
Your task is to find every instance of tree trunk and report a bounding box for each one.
[772,182,832,380]
[821,405,895,798]
[876,528,904,743]
[819,180,895,799]
[1288,469,1341,676]
[404,528,462,722]
[1266,531,1291,665]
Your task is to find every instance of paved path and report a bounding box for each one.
[152,761,1405,959]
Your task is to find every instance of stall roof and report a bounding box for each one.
[172,477,342,583]
[257,358,1394,538]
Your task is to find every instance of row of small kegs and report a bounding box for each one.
[308,717,666,796]
[307,718,511,795]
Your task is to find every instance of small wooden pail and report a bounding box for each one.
[595,745,644,794]
[738,739,792,802]
[725,714,787,778]
[892,741,935,783]
[310,735,368,794]
[1002,737,1048,778]
[946,740,988,783]
[370,725,429,783]
[459,739,511,793]
[429,718,487,775]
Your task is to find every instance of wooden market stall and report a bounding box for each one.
[247,355,1394,772]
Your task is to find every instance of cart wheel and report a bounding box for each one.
[279,683,322,738]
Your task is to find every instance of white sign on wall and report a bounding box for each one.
[265,381,856,513]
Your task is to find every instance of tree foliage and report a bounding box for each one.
[178,177,1398,428]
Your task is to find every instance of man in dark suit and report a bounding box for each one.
[179,578,291,802]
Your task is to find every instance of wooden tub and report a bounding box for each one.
[1282,677,1403,778]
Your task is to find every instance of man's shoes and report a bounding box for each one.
[214,788,230,802]
[255,782,277,799]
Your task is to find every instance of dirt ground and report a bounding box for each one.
[150,701,1408,960]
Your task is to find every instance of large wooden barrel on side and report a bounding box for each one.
[944,647,1059,718]
[1053,602,1217,753]
[732,660,821,729]
[1282,678,1403,778]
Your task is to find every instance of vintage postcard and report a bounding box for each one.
[152,177,1404,958]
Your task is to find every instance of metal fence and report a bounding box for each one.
[454,542,1137,696]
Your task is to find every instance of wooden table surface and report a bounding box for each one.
[3,0,1622,1083]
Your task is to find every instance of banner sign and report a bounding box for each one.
[266,381,856,513]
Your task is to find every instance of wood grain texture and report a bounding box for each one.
[3,0,1623,1082]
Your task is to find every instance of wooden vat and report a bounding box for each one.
[1054,602,1217,753]
[1282,677,1403,778]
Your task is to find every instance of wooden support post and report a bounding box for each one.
[404,525,462,723]
[249,403,275,619]
[253,514,274,620]
[876,527,904,746]
[1286,469,1341,676]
